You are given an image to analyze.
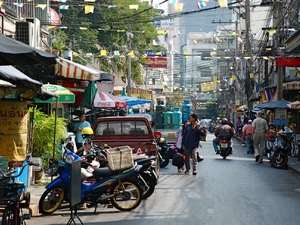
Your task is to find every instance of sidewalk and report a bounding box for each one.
[234,136,300,174]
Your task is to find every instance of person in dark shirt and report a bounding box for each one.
[212,118,234,154]
[182,114,203,175]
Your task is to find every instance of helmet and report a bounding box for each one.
[221,118,228,125]
[82,127,94,135]
[81,127,94,139]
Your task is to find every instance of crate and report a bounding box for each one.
[106,146,134,171]
[0,182,24,204]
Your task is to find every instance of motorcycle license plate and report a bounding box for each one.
[220,143,228,148]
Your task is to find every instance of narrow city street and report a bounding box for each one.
[28,133,300,225]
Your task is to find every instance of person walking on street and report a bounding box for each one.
[200,116,208,129]
[175,121,188,172]
[74,111,91,150]
[182,114,203,175]
[242,120,254,154]
[252,112,268,163]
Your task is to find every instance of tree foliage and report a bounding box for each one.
[205,99,224,119]
[53,0,161,83]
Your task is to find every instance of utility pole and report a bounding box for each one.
[244,0,254,111]
[273,0,285,101]
[180,44,186,89]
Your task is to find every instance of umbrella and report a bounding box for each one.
[81,81,97,107]
[35,84,75,103]
[235,104,248,114]
[92,91,126,108]
[256,100,292,109]
[288,101,300,109]
[117,96,152,107]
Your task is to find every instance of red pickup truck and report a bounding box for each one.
[92,116,158,157]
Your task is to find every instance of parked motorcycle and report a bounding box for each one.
[271,132,293,169]
[218,134,232,159]
[39,149,143,214]
[77,132,158,199]
[154,132,170,168]
[133,156,158,199]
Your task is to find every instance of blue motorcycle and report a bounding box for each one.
[39,149,143,214]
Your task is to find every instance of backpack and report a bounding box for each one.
[172,152,185,167]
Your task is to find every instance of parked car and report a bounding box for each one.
[92,116,158,157]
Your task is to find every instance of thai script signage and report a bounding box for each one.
[0,101,28,162]
[144,57,167,68]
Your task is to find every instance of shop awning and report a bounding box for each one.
[283,81,300,90]
[55,57,103,81]
[0,34,57,66]
[0,65,42,86]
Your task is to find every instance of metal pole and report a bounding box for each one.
[52,98,58,181]
[127,25,132,97]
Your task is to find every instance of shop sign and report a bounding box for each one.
[0,101,28,162]
[144,57,167,68]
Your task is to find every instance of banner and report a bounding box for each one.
[144,57,167,68]
[0,101,28,162]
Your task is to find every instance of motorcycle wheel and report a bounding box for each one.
[141,173,156,200]
[271,151,288,169]
[39,187,65,215]
[109,180,142,211]
[159,151,170,168]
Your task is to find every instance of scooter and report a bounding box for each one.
[77,136,158,199]
[218,134,232,159]
[154,132,170,168]
[271,132,293,169]
[39,149,143,214]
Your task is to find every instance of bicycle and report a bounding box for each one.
[0,158,38,225]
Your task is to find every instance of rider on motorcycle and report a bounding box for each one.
[213,118,234,154]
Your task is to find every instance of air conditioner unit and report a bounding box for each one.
[16,22,35,47]
[25,18,41,49]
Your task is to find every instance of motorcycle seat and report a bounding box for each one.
[92,167,119,179]
[134,156,156,164]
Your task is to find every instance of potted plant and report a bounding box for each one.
[29,107,67,182]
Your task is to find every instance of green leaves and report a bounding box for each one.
[29,107,67,166]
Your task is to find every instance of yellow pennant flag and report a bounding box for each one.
[231,75,236,81]
[85,5,94,14]
[218,0,228,8]
[47,26,57,30]
[129,5,139,10]
[36,4,47,9]
[250,73,254,78]
[157,30,165,35]
[175,3,183,12]
[213,76,217,84]
[100,50,107,56]
[128,50,134,56]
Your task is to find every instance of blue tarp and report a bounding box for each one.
[117,96,151,107]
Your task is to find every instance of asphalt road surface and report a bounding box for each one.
[27,133,300,225]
